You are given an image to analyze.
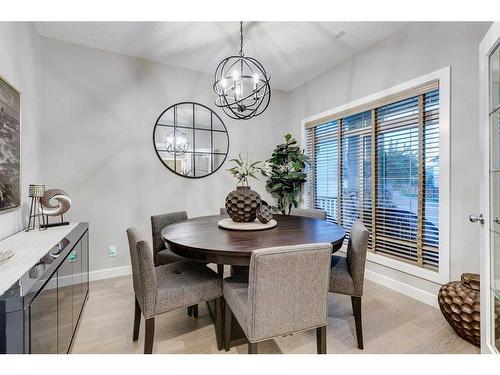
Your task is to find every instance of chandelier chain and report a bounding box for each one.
[239,21,244,56]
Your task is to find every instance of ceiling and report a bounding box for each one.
[34,22,408,91]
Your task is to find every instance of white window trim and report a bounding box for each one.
[300,67,451,284]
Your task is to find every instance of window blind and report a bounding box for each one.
[306,121,340,222]
[305,84,439,271]
[340,111,372,248]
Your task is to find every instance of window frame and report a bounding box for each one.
[300,67,450,284]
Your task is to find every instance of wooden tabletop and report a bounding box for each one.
[162,214,346,266]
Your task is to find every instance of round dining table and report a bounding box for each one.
[161,214,346,267]
[161,213,346,350]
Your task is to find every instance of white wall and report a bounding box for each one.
[0,23,43,240]
[287,22,491,298]
[9,22,489,303]
[40,37,291,272]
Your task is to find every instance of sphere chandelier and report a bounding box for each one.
[165,129,189,156]
[213,22,271,120]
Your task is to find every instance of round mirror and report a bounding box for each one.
[153,102,230,178]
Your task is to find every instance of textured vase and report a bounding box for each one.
[225,186,261,223]
[438,273,481,346]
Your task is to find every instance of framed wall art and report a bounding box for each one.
[0,75,21,212]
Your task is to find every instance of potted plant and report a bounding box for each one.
[266,133,308,215]
[225,154,269,222]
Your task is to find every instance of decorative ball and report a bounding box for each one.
[256,202,273,224]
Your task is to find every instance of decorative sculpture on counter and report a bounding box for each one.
[40,189,72,228]
[26,184,47,231]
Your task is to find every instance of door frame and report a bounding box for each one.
[479,22,500,354]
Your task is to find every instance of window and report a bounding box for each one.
[305,81,440,271]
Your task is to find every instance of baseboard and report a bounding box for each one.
[365,269,438,308]
[89,265,131,282]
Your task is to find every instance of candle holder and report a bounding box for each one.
[26,184,47,231]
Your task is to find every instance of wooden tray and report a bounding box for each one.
[218,218,277,231]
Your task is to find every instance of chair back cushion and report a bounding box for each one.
[150,211,187,265]
[126,227,157,318]
[247,243,332,342]
[290,208,327,220]
[346,220,370,295]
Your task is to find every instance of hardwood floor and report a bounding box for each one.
[71,274,479,354]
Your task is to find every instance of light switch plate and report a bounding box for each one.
[108,245,117,257]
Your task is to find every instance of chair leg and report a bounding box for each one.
[248,342,258,354]
[192,304,198,318]
[215,297,223,350]
[187,306,193,316]
[217,264,224,278]
[144,317,155,354]
[224,300,232,352]
[351,296,364,350]
[133,297,141,342]
[316,326,327,354]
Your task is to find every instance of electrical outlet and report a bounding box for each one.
[108,245,117,257]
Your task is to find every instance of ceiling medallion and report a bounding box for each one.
[213,22,271,120]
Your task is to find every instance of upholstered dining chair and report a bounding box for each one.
[290,208,327,220]
[329,220,369,349]
[151,211,188,266]
[223,243,333,354]
[126,227,223,353]
[151,211,200,317]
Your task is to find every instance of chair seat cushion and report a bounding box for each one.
[329,255,357,296]
[154,261,222,315]
[157,248,185,265]
[223,275,249,335]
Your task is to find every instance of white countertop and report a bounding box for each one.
[0,223,78,296]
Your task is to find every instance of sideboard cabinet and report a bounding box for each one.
[0,223,89,354]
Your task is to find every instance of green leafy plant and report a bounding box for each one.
[266,133,308,214]
[227,153,270,187]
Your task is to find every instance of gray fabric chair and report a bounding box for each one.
[151,211,199,317]
[329,220,369,349]
[223,243,333,354]
[220,207,227,215]
[290,208,327,220]
[126,227,223,353]
[151,211,187,266]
